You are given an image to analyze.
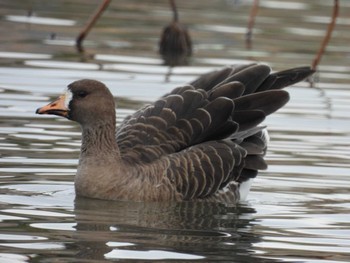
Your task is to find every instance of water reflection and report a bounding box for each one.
[5,15,76,26]
[72,198,265,261]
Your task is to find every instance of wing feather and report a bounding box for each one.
[115,64,314,202]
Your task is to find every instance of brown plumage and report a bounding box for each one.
[36,64,314,203]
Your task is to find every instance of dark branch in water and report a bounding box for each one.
[76,0,111,53]
[312,0,339,70]
[170,0,179,22]
[246,0,259,50]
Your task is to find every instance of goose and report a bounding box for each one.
[36,64,314,203]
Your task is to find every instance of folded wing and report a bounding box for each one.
[116,64,314,201]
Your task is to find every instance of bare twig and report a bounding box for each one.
[312,0,339,70]
[246,0,259,50]
[76,0,111,53]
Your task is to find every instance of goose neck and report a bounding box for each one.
[80,122,119,158]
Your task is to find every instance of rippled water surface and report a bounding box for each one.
[1,0,350,262]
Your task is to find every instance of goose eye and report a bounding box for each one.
[76,91,88,99]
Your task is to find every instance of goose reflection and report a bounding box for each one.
[72,197,271,261]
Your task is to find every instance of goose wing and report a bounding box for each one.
[116,64,313,168]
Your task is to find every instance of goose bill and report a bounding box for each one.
[36,95,69,117]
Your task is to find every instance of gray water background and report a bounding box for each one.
[0,0,350,262]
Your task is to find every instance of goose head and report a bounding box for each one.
[36,79,116,128]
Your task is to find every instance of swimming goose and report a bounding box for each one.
[36,64,314,203]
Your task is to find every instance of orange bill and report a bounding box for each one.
[36,94,69,117]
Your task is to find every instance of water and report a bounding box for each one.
[1,0,350,262]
